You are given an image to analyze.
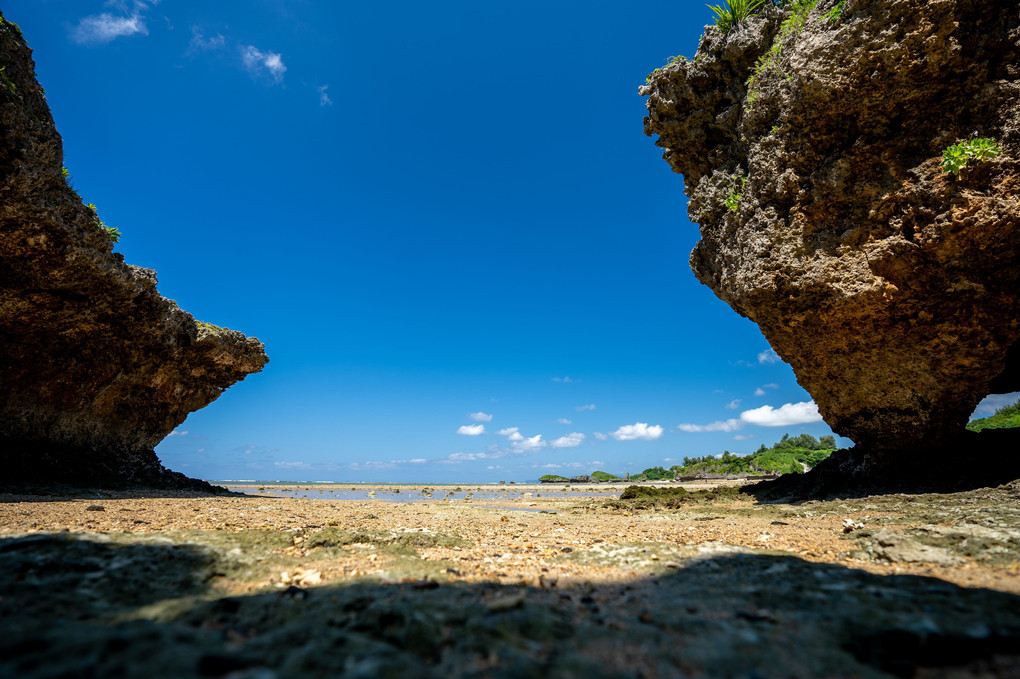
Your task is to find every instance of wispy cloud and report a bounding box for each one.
[456,424,486,436]
[557,418,572,425]
[576,404,596,412]
[317,85,333,107]
[274,460,312,470]
[240,45,287,84]
[754,383,779,396]
[72,11,148,45]
[469,412,493,422]
[187,26,226,54]
[758,349,781,364]
[530,460,603,471]
[167,429,189,437]
[550,432,585,448]
[552,376,577,383]
[679,400,823,432]
[678,419,742,433]
[593,432,608,441]
[610,423,664,441]
[440,451,500,463]
[725,399,741,409]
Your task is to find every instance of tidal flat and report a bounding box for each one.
[2,482,1018,677]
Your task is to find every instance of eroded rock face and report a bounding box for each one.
[0,15,268,488]
[643,0,1020,452]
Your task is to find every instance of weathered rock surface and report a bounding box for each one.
[0,15,268,489]
[642,2,1019,462]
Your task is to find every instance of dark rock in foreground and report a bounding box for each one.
[1,530,1017,678]
[642,2,1019,462]
[0,14,268,489]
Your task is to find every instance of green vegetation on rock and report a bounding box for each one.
[744,0,819,106]
[538,474,569,483]
[707,0,765,34]
[967,399,1020,433]
[85,202,121,243]
[941,137,1000,175]
[196,321,226,336]
[590,471,620,481]
[609,484,750,510]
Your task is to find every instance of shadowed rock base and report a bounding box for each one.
[749,428,1020,501]
[0,436,227,494]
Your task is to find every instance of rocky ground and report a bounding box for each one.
[2,482,1019,677]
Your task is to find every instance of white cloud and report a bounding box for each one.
[725,399,741,409]
[557,418,573,425]
[679,400,822,433]
[167,429,189,437]
[610,423,664,441]
[512,434,546,453]
[550,432,586,448]
[576,404,596,412]
[740,401,822,427]
[496,426,523,441]
[317,85,333,107]
[456,424,486,436]
[754,383,779,397]
[754,388,766,396]
[593,432,608,440]
[758,349,781,364]
[408,458,427,464]
[552,376,577,383]
[72,12,148,45]
[733,434,754,440]
[469,411,493,422]
[678,419,742,433]
[240,45,287,84]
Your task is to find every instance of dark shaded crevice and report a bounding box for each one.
[746,428,1020,501]
[988,338,1020,395]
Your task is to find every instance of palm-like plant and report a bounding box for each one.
[707,0,766,33]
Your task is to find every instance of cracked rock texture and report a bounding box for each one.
[0,15,268,489]
[642,0,1020,454]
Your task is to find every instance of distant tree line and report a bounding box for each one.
[538,432,840,483]
[966,398,1020,433]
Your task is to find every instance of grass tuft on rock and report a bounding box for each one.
[606,484,751,510]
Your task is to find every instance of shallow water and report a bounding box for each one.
[220,484,622,503]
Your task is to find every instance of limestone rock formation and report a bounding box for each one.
[642,1,1019,474]
[0,15,268,489]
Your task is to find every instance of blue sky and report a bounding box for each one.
[15,0,1003,483]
